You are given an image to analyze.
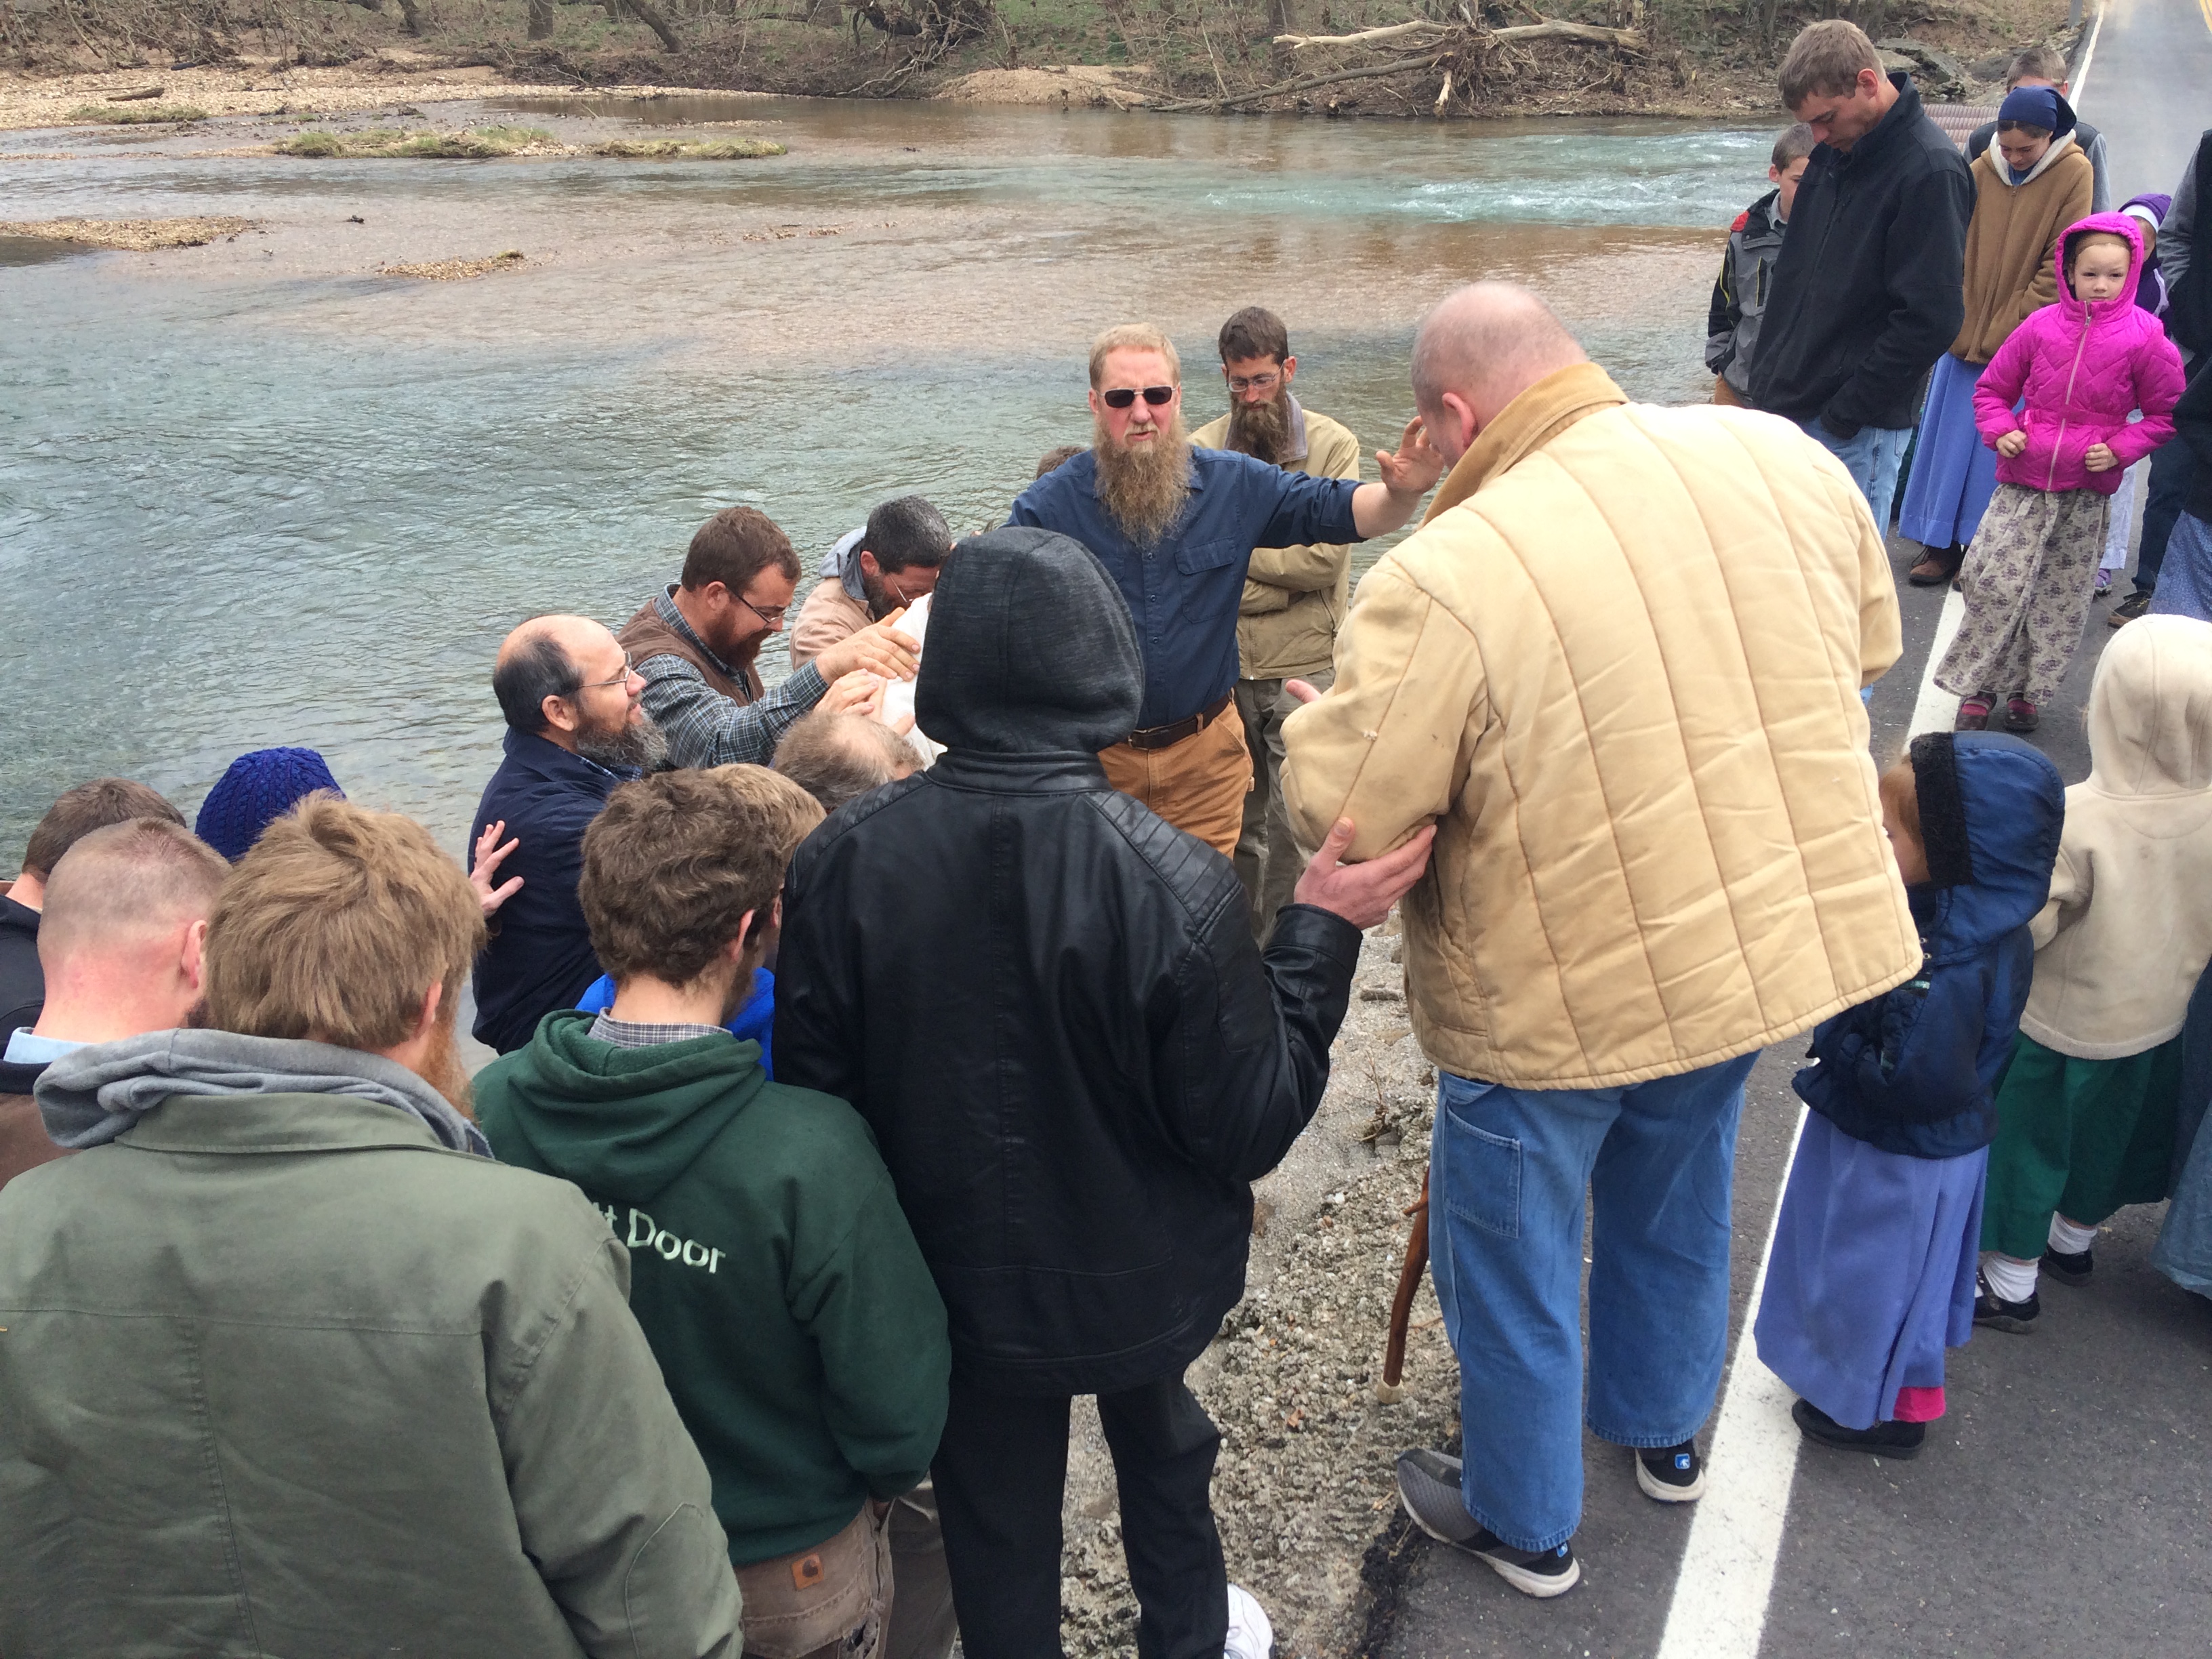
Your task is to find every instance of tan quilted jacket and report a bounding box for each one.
[1280,363,1919,1090]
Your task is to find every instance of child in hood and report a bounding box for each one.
[1757,733,2064,1456]
[1934,213,2186,732]
[1978,615,2212,1329]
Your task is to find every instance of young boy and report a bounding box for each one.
[476,764,951,1659]
[1707,123,1816,407]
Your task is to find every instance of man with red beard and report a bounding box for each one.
[1006,322,1443,858]
[1191,308,1363,941]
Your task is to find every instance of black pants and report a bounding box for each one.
[2135,355,2205,595]
[932,1371,1226,1659]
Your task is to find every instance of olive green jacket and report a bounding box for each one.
[0,1090,743,1659]
[1191,404,1363,680]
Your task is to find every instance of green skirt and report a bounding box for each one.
[1981,1032,2184,1260]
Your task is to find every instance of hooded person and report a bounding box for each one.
[1977,616,2212,1327]
[772,525,1432,1659]
[473,764,949,1659]
[1756,732,2064,1458]
[1898,82,2096,585]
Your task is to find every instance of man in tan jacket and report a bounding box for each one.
[1282,284,1919,1599]
[1190,307,1364,943]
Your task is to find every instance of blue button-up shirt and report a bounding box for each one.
[1006,447,1363,730]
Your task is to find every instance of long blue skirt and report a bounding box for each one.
[1898,352,2003,550]
[2153,960,2212,1296]
[1755,1113,1984,1429]
[2148,511,2212,624]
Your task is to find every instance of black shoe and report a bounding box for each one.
[1395,1449,1581,1598]
[2041,1244,2094,1285]
[1973,1269,2040,1332]
[1908,544,1965,586]
[2110,590,2152,626]
[1791,1399,1925,1458]
[1635,1439,1705,1502]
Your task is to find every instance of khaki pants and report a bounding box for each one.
[1233,670,1331,945]
[735,1504,893,1659]
[1098,703,1252,858]
[883,1482,958,1659]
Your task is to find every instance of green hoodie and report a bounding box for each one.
[476,1010,949,1566]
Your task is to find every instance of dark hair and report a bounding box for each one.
[1994,119,2054,138]
[2006,45,2068,86]
[773,710,920,812]
[1034,445,1085,478]
[1218,305,1290,365]
[681,506,800,598]
[1771,122,1816,170]
[863,495,953,575]
[22,778,183,880]
[492,627,579,735]
[581,766,823,987]
[1778,18,1879,107]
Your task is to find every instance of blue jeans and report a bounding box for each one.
[1429,1053,1755,1551]
[1799,419,1912,534]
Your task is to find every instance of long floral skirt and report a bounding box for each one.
[1934,481,2111,706]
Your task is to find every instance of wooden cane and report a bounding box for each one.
[1376,1165,1430,1403]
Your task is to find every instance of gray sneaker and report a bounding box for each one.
[1394,1448,1581,1598]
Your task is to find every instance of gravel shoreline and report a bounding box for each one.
[1054,915,1460,1658]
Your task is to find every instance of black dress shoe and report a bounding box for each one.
[1791,1399,1925,1458]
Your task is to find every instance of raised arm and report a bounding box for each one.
[636,655,828,768]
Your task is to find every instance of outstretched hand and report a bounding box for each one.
[1293,817,1435,932]
[817,611,919,684]
[471,820,524,919]
[820,670,886,719]
[1375,415,1446,498]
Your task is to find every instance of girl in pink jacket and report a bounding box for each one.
[1935,213,2185,732]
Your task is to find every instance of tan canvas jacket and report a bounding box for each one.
[1952,136,2094,364]
[1191,406,1362,680]
[1281,363,1919,1090]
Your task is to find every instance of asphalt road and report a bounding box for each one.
[1380,14,2212,1652]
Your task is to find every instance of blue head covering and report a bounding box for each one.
[194,747,344,863]
[1996,84,2066,134]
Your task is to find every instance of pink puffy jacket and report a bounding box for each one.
[1973,211,2186,496]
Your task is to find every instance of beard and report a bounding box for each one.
[1225,390,1294,465]
[577,710,671,773]
[1093,411,1194,546]
[413,997,475,1119]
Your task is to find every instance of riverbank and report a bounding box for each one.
[0,0,2071,127]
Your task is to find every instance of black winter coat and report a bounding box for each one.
[1749,74,1975,435]
[775,527,1362,1397]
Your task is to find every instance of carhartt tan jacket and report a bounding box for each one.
[1281,362,1919,1090]
[2021,615,2212,1060]
[1952,136,2094,364]
[1191,406,1363,681]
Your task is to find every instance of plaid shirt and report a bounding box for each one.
[587,1010,729,1049]
[634,588,828,769]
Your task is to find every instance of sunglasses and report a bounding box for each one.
[1101,385,1176,410]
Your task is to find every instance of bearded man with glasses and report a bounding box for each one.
[622,506,922,773]
[1190,307,1364,943]
[1006,321,1443,858]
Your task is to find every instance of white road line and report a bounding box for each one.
[1652,1107,1808,1659]
[2072,0,2106,104]
[1907,588,1969,737]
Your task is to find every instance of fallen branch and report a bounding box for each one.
[1274,16,1641,50]
[1147,49,1443,111]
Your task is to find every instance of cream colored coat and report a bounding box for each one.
[1280,363,1920,1090]
[1191,405,1363,680]
[2021,615,2212,1060]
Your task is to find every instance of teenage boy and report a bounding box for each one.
[1966,46,2108,213]
[1707,124,1817,407]
[476,764,949,1659]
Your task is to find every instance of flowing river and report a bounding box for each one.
[1,96,1772,853]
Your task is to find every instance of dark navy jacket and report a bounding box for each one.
[469,729,633,1055]
[1794,733,2064,1160]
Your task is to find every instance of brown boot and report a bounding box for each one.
[1909,544,1965,587]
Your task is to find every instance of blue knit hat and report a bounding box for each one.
[1996,84,2070,135]
[194,747,345,863]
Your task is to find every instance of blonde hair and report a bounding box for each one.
[201,796,484,1052]
[1779,19,1880,107]
[1088,323,1181,390]
[38,819,229,962]
[2067,230,2132,276]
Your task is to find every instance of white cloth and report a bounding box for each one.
[879,593,944,766]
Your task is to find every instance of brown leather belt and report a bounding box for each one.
[1125,693,1233,752]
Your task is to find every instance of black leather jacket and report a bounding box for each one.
[774,527,1361,1396]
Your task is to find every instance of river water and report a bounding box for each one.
[0,96,1771,855]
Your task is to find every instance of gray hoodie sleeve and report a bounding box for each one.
[495,1217,745,1659]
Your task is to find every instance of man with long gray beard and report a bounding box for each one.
[0,796,742,1658]
[470,615,669,1054]
[1006,321,1443,858]
[1191,307,1362,941]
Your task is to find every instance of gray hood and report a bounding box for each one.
[35,1027,490,1156]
